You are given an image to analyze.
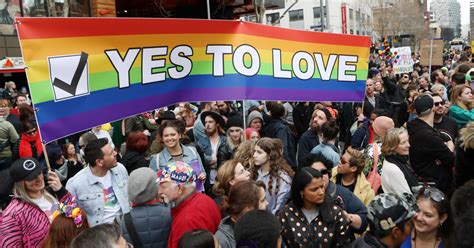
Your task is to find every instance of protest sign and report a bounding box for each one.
[16,18,370,142]
[391,46,413,74]
[420,39,444,66]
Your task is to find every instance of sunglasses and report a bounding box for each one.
[434,101,445,107]
[25,129,37,135]
[315,169,329,175]
[412,186,445,203]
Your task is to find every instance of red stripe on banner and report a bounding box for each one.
[16,18,370,47]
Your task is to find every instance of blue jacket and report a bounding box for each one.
[351,120,370,149]
[310,142,341,168]
[66,163,131,227]
[196,135,227,168]
[119,203,172,248]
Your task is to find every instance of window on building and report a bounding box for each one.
[266,12,280,25]
[313,6,326,30]
[349,8,353,20]
[350,29,353,34]
[289,9,304,30]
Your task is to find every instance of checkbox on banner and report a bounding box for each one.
[48,52,90,101]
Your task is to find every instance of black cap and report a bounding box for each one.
[226,114,244,130]
[200,111,225,127]
[414,94,434,115]
[10,158,43,182]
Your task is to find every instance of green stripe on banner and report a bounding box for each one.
[30,61,367,104]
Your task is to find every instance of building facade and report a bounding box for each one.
[430,0,462,40]
[261,0,374,37]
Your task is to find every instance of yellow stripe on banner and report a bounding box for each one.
[26,47,369,83]
[21,33,369,62]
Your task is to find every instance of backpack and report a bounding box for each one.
[366,144,381,194]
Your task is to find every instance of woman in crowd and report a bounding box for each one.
[311,120,340,167]
[63,143,84,167]
[121,131,149,174]
[449,85,474,128]
[216,180,268,248]
[331,147,374,207]
[13,121,42,161]
[278,167,351,247]
[251,138,294,214]
[149,119,206,189]
[218,115,244,163]
[402,186,450,248]
[213,159,251,201]
[175,103,197,139]
[398,85,419,127]
[245,127,260,142]
[40,195,89,248]
[232,140,255,171]
[381,128,419,195]
[49,143,80,184]
[3,81,17,102]
[455,121,474,188]
[0,158,69,247]
[178,229,219,248]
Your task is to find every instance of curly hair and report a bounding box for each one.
[252,138,294,197]
[233,140,255,171]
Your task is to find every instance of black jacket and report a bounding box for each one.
[350,233,390,248]
[297,128,320,165]
[455,143,474,188]
[292,102,314,139]
[122,151,149,174]
[351,120,370,149]
[407,118,455,194]
[263,118,297,167]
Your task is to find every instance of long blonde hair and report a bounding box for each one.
[459,122,474,150]
[13,180,56,207]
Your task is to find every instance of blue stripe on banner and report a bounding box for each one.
[35,74,366,124]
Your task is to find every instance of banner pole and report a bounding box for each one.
[242,100,247,136]
[207,0,211,20]
[42,143,52,172]
[429,39,433,78]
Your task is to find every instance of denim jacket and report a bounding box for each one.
[196,135,227,167]
[66,163,130,227]
[149,144,204,173]
[257,169,292,215]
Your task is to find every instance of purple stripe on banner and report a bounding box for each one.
[39,87,363,142]
[39,87,245,142]
[246,88,364,102]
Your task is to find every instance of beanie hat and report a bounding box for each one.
[235,210,281,248]
[246,110,264,127]
[226,114,244,130]
[372,116,394,137]
[414,94,434,115]
[128,168,158,204]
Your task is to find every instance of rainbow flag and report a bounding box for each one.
[16,18,370,143]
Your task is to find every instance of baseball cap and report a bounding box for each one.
[414,94,434,115]
[10,158,43,182]
[367,193,416,232]
[156,161,196,185]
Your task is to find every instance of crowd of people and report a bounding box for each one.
[0,47,473,248]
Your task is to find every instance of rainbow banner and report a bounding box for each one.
[16,18,370,143]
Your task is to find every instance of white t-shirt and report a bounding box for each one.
[96,171,121,224]
[31,195,59,221]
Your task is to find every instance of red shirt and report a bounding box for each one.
[168,192,221,248]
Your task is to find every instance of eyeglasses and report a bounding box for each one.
[434,101,445,107]
[25,129,37,135]
[412,186,445,203]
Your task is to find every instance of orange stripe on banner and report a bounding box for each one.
[16,18,370,47]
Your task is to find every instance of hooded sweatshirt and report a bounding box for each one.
[122,151,149,174]
[406,118,454,193]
